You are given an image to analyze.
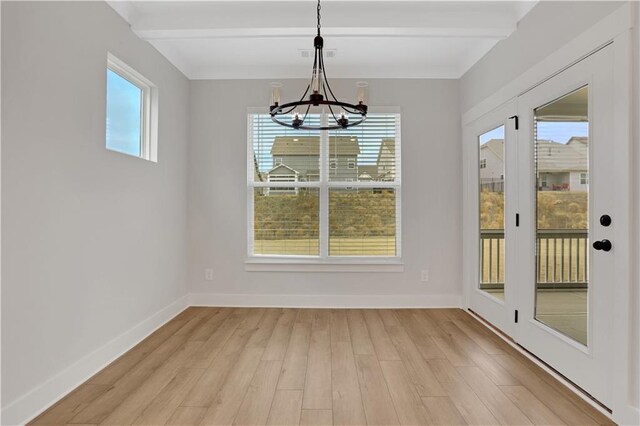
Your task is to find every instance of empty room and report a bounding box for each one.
[1,0,639,425]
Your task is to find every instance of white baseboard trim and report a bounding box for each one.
[1,294,189,426]
[189,292,462,308]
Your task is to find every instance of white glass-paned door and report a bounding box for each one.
[515,45,614,406]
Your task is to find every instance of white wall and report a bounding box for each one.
[1,2,4,421]
[1,2,189,423]
[188,79,462,306]
[632,0,640,416]
[460,1,623,113]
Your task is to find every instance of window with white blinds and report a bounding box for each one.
[248,111,401,260]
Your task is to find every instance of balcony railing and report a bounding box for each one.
[480,229,588,289]
[480,178,504,192]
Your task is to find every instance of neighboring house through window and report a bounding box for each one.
[481,138,588,191]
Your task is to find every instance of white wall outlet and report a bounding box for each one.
[421,269,429,282]
[205,268,214,281]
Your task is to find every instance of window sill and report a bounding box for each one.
[244,257,404,273]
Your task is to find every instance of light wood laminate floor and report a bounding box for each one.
[31,308,614,425]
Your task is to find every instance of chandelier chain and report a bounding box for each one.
[317,0,321,35]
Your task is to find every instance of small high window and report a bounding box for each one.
[106,54,157,162]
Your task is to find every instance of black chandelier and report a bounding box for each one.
[269,0,368,131]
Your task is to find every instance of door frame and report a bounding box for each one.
[461,4,636,423]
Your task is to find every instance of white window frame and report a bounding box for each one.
[106,53,158,162]
[345,178,354,191]
[246,107,402,271]
[479,158,487,168]
[347,158,356,169]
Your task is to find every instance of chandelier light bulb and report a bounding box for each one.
[337,112,349,128]
[270,83,281,106]
[292,111,304,129]
[356,81,368,104]
[312,68,321,93]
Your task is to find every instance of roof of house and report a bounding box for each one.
[567,136,588,146]
[376,138,396,164]
[537,139,587,172]
[358,165,378,176]
[268,163,299,175]
[271,136,360,156]
[479,139,504,161]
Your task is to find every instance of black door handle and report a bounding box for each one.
[593,239,612,252]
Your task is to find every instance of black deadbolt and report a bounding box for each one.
[593,239,612,252]
[600,215,612,227]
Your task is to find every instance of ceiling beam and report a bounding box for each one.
[134,26,514,41]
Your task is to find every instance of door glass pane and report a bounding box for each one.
[534,86,589,345]
[479,126,505,300]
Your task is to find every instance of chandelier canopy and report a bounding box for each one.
[269,0,368,131]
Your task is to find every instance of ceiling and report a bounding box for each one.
[108,1,538,80]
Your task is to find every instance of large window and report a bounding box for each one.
[248,111,401,260]
[106,54,158,162]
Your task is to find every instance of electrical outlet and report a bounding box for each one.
[205,268,214,281]
[421,269,429,282]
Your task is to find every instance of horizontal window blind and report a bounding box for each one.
[253,188,319,256]
[329,189,397,256]
[248,111,401,259]
[329,114,399,183]
[250,114,320,184]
